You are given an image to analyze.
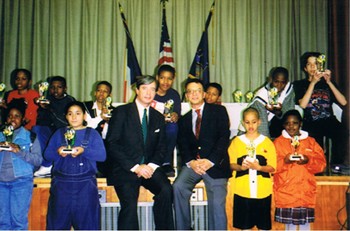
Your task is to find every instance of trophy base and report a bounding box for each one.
[62,148,76,154]
[0,145,12,151]
[103,113,112,118]
[245,156,255,162]
[290,154,304,161]
[37,99,50,104]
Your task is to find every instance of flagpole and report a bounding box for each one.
[123,46,127,103]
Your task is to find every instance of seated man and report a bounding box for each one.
[106,75,174,230]
[173,79,231,230]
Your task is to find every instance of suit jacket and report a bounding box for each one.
[178,103,231,179]
[106,102,167,185]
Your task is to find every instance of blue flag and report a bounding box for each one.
[188,1,215,86]
[119,3,142,85]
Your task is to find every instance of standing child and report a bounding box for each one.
[34,76,75,177]
[0,98,42,230]
[153,64,181,177]
[44,101,106,230]
[228,107,276,230]
[273,109,326,230]
[1,69,40,130]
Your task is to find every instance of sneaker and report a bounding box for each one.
[34,165,52,177]
[162,165,175,177]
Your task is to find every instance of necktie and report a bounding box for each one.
[142,108,148,144]
[195,109,201,139]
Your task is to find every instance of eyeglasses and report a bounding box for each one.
[186,89,203,95]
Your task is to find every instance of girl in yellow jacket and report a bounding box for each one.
[273,109,326,230]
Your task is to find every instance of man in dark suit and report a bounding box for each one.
[173,78,231,230]
[106,75,174,230]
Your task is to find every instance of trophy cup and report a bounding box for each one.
[233,90,243,103]
[0,125,14,151]
[103,96,113,118]
[289,135,304,161]
[0,83,5,104]
[245,91,254,103]
[164,99,174,122]
[316,54,326,72]
[267,87,280,108]
[37,82,50,104]
[62,128,76,154]
[245,141,256,162]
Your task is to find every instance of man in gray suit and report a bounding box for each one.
[173,78,231,230]
[106,75,174,230]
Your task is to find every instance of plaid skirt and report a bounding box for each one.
[275,207,315,225]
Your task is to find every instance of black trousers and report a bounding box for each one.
[113,168,174,230]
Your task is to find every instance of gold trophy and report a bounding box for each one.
[245,91,254,103]
[289,135,304,161]
[316,54,326,72]
[0,83,5,104]
[267,87,280,108]
[103,96,113,118]
[233,90,243,103]
[164,99,174,122]
[62,127,76,154]
[245,141,256,162]
[37,82,50,104]
[0,124,14,151]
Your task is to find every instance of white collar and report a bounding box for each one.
[282,129,309,140]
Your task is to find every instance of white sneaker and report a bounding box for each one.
[34,165,52,177]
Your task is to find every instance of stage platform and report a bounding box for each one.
[28,176,349,230]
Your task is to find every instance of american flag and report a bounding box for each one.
[158,1,174,66]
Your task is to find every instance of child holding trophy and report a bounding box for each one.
[228,107,276,230]
[44,101,106,230]
[273,109,326,230]
[2,69,40,130]
[153,64,181,177]
[294,52,348,173]
[0,98,42,230]
[34,76,75,177]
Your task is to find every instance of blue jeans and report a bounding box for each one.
[0,177,33,230]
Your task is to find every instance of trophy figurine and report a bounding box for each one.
[267,87,280,108]
[37,82,50,104]
[62,127,76,154]
[245,91,254,103]
[164,99,174,122]
[0,124,14,151]
[245,141,256,162]
[289,135,304,161]
[0,82,5,104]
[316,54,326,72]
[103,96,113,118]
[233,90,243,103]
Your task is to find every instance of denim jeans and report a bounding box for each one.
[0,177,33,230]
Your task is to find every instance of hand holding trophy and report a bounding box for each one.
[62,127,76,154]
[0,124,14,151]
[267,87,280,109]
[103,96,113,118]
[0,82,6,104]
[37,82,50,104]
[164,99,174,122]
[289,135,304,161]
